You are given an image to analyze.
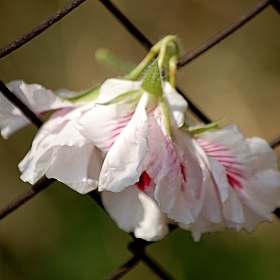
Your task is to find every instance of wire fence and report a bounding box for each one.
[1,0,280,279]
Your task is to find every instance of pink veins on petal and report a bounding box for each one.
[106,111,135,149]
[136,171,152,191]
[197,138,246,189]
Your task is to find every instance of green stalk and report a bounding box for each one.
[159,96,172,137]
[168,56,177,88]
[126,35,178,80]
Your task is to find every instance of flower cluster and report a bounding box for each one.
[1,36,280,241]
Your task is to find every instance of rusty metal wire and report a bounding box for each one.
[0,0,86,59]
[1,0,280,279]
[0,177,54,219]
[0,81,43,128]
[178,0,276,66]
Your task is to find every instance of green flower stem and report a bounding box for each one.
[157,35,178,70]
[126,35,178,81]
[126,48,158,80]
[95,48,135,72]
[168,56,177,88]
[159,96,171,137]
[64,35,180,103]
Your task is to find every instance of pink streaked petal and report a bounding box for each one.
[199,125,280,233]
[145,119,205,224]
[227,174,244,189]
[197,125,252,189]
[98,94,150,192]
[177,130,225,225]
[76,102,137,153]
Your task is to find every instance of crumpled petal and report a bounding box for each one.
[0,80,74,139]
[144,112,218,226]
[197,125,280,233]
[19,103,102,194]
[101,186,170,241]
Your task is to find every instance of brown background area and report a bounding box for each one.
[1,1,280,279]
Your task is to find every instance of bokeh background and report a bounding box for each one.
[1,0,280,279]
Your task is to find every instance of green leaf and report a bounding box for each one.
[141,60,163,96]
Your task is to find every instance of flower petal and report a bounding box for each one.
[0,80,74,138]
[97,94,150,192]
[197,125,251,189]
[101,186,169,241]
[97,78,141,104]
[13,80,74,113]
[197,125,280,231]
[163,82,188,127]
[76,102,137,153]
[144,116,208,225]
[19,104,101,193]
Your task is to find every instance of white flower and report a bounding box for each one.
[0,80,73,139]
[75,78,186,238]
[160,124,280,241]
[76,78,187,193]
[140,118,280,241]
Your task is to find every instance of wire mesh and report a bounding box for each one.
[1,0,280,279]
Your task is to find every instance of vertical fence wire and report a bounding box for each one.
[1,0,280,279]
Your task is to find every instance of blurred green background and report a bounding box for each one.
[1,0,280,279]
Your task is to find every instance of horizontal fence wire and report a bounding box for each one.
[1,0,280,279]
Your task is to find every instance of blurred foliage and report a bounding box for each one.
[1,0,280,279]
